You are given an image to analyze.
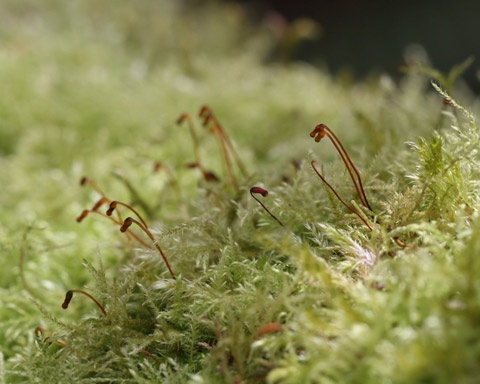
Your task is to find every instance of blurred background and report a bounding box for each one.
[231,0,480,92]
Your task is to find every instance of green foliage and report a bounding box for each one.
[1,0,480,383]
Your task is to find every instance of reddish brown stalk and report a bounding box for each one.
[177,113,202,166]
[106,201,149,231]
[81,196,124,225]
[120,217,176,280]
[90,197,109,212]
[250,187,284,227]
[311,160,372,231]
[216,127,238,188]
[76,209,152,249]
[62,289,107,316]
[35,327,67,347]
[199,105,248,178]
[310,124,371,211]
[178,113,221,183]
[200,113,238,188]
[80,176,106,197]
[79,179,124,223]
[153,162,178,189]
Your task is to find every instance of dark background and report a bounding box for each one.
[234,0,480,92]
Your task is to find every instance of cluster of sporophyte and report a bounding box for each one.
[3,2,480,383]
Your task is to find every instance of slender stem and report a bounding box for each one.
[153,162,179,189]
[80,179,124,223]
[200,106,247,179]
[80,176,106,197]
[62,289,107,316]
[214,118,248,178]
[177,113,202,168]
[107,201,149,231]
[250,187,284,227]
[91,196,125,226]
[91,197,109,212]
[121,217,176,280]
[323,131,368,209]
[163,165,178,189]
[178,113,219,182]
[215,127,238,189]
[111,173,155,220]
[323,126,371,211]
[76,209,152,249]
[311,161,372,231]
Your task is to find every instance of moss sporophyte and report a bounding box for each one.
[34,290,161,364]
[77,179,152,248]
[32,104,433,381]
[107,201,176,280]
[77,122,379,285]
[250,187,284,227]
[310,124,373,231]
[8,1,478,378]
[309,124,415,248]
[61,289,107,316]
[177,113,219,183]
[199,105,247,189]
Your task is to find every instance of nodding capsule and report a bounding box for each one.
[250,186,268,197]
[76,210,89,223]
[61,290,74,309]
[120,217,134,233]
[250,186,284,227]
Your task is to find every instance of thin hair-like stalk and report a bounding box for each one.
[201,112,238,188]
[215,124,238,188]
[76,209,152,249]
[80,176,106,197]
[250,187,284,227]
[79,180,124,223]
[310,124,371,211]
[177,113,202,169]
[201,107,248,177]
[90,197,109,212]
[178,112,221,183]
[120,217,176,280]
[106,201,149,230]
[34,327,67,347]
[311,160,372,231]
[153,162,178,189]
[199,105,247,179]
[61,289,107,316]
